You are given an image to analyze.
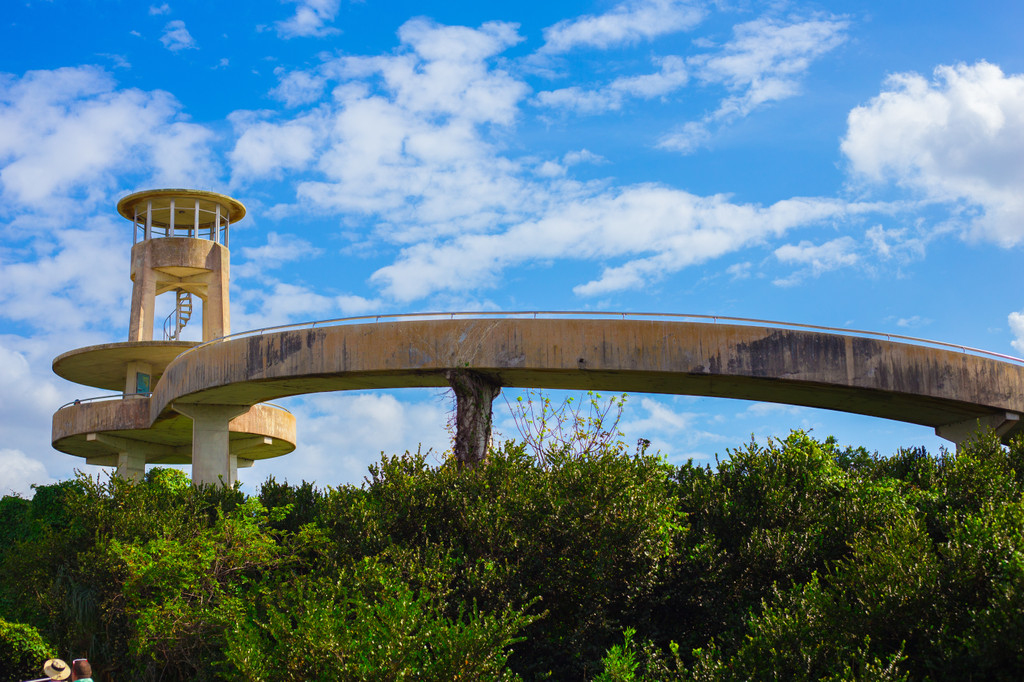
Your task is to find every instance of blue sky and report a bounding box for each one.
[3,0,1024,495]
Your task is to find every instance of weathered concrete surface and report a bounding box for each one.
[50,189,258,483]
[53,340,198,391]
[52,398,295,464]
[128,238,230,342]
[150,319,1024,444]
[173,403,250,486]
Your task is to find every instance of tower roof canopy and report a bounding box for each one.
[117,189,246,228]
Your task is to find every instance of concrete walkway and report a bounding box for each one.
[151,318,1024,444]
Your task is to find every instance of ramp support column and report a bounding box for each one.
[446,370,501,468]
[173,403,249,486]
[86,433,175,482]
[935,411,1021,446]
[116,451,147,482]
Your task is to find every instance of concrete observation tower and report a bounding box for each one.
[52,190,296,485]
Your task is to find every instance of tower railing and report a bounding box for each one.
[129,197,232,245]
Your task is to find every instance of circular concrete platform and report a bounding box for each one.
[53,341,199,391]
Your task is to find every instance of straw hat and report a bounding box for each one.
[43,658,71,680]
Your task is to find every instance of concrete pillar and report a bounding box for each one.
[87,432,173,482]
[446,370,501,468]
[935,411,1021,446]
[203,247,230,339]
[125,360,154,395]
[117,451,147,482]
[128,242,156,342]
[173,403,249,486]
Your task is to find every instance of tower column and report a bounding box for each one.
[173,403,249,486]
[202,246,231,340]
[128,242,157,342]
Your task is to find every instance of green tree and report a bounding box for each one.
[0,617,57,680]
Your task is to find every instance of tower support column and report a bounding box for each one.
[173,403,249,486]
[202,246,230,340]
[128,243,157,342]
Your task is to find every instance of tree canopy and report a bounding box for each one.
[2,428,1023,680]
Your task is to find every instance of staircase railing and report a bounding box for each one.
[163,289,193,340]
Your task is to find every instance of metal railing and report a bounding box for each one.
[58,393,145,409]
[175,310,1024,366]
[58,393,293,414]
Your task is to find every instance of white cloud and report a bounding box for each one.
[563,149,605,166]
[100,53,131,70]
[160,20,196,51]
[842,61,1024,245]
[540,0,705,54]
[726,261,752,280]
[1009,311,1024,355]
[0,343,64,421]
[537,14,847,142]
[149,3,171,15]
[772,236,859,286]
[232,279,381,331]
[535,160,566,177]
[535,55,688,114]
[263,19,534,238]
[658,121,711,154]
[693,16,848,99]
[227,16,885,307]
[0,66,213,213]
[238,232,323,270]
[659,15,849,152]
[621,396,696,434]
[271,68,327,107]
[235,281,337,328]
[615,55,690,97]
[229,111,324,184]
[276,0,341,39]
[866,224,927,262]
[0,449,55,497]
[534,86,622,114]
[147,120,217,187]
[895,315,931,329]
[739,402,808,419]
[0,337,84,496]
[0,219,128,332]
[372,191,853,300]
[335,295,380,316]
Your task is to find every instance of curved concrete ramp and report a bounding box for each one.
[153,318,1024,443]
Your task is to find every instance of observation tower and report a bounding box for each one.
[51,190,296,485]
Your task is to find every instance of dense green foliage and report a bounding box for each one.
[0,616,55,680]
[2,430,1023,680]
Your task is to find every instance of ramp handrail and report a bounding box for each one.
[175,310,1024,366]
